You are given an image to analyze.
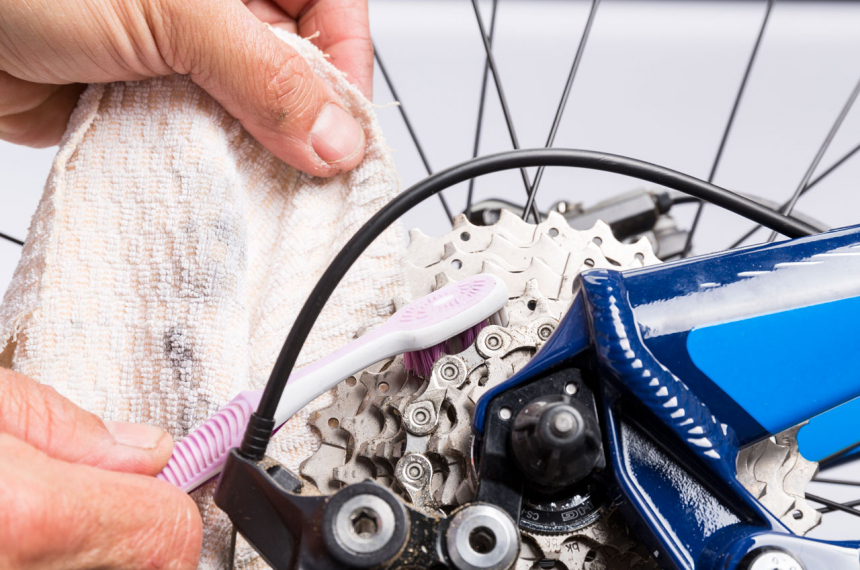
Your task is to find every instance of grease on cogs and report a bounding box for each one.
[299,209,819,569]
[301,211,663,568]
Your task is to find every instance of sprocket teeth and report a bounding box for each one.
[735,424,821,534]
[487,232,570,274]
[304,208,671,566]
[299,443,346,494]
[308,380,364,447]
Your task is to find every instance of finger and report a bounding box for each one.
[0,73,85,147]
[0,368,173,475]
[151,0,366,176]
[0,435,202,570]
[0,71,63,116]
[244,0,298,33]
[276,0,373,99]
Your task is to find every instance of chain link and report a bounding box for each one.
[299,209,817,566]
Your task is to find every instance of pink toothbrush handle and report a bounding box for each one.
[157,390,263,492]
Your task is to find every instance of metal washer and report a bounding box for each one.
[334,494,396,554]
[446,504,519,570]
[321,482,409,568]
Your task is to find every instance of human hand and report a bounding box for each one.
[0,0,371,176]
[0,368,203,569]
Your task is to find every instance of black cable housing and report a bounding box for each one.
[670,195,703,206]
[239,148,820,459]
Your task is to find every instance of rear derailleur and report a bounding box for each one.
[215,366,601,570]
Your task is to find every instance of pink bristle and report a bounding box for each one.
[402,319,491,378]
[404,343,445,378]
[458,319,489,350]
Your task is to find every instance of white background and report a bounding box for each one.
[2,0,860,539]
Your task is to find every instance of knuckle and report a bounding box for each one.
[262,49,321,128]
[0,73,62,118]
[0,114,63,148]
[145,0,187,73]
[0,369,103,461]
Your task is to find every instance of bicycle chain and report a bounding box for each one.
[299,209,818,567]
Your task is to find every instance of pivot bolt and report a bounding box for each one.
[412,408,430,426]
[441,363,459,380]
[551,411,576,436]
[405,462,424,481]
[446,504,519,570]
[333,495,395,555]
[537,324,554,340]
[403,401,438,435]
[511,395,602,490]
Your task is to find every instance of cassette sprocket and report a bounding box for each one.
[299,209,819,568]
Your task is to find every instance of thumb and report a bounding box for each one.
[150,0,366,177]
[0,368,173,475]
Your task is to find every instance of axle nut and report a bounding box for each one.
[510,394,602,490]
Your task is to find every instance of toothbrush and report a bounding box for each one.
[157,273,509,492]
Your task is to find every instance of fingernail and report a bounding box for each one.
[104,420,165,450]
[311,103,364,164]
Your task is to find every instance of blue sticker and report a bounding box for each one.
[687,295,860,437]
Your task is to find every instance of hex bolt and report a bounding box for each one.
[333,494,396,556]
[538,325,554,340]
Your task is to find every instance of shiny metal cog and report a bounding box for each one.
[301,210,661,569]
[736,424,821,535]
[517,509,659,570]
[299,209,819,568]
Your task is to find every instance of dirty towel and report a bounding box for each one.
[0,29,406,569]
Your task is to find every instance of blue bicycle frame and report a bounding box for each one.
[474,224,860,570]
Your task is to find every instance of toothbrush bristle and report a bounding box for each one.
[458,320,488,350]
[403,342,445,378]
[402,319,491,378]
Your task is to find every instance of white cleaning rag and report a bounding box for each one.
[0,30,406,569]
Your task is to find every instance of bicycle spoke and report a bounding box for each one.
[766,74,860,242]
[0,231,23,247]
[807,493,860,518]
[811,476,860,515]
[818,497,860,515]
[470,0,542,223]
[521,0,601,222]
[801,141,860,198]
[465,0,499,218]
[729,141,860,248]
[374,43,454,223]
[683,0,774,257]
